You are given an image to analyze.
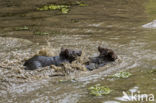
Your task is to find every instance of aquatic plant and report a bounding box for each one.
[15,26,29,31]
[75,1,88,7]
[37,1,88,14]
[34,32,49,35]
[88,84,111,96]
[37,4,70,14]
[111,71,132,78]
[61,8,69,14]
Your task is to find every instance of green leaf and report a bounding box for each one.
[75,1,88,7]
[79,3,88,7]
[111,72,132,78]
[61,8,69,14]
[88,84,111,96]
[37,4,70,14]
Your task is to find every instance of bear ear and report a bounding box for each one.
[60,47,66,58]
[64,49,70,56]
[98,46,102,53]
[61,47,65,52]
[79,51,82,56]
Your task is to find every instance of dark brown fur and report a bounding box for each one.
[98,46,117,61]
[24,48,82,70]
[86,46,117,70]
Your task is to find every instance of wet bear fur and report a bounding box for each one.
[24,48,82,70]
[86,46,117,70]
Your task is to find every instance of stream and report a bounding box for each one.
[0,0,156,103]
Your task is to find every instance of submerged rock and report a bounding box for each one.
[142,20,156,28]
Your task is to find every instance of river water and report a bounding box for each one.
[0,0,156,103]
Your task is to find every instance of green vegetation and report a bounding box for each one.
[15,26,29,31]
[88,84,111,96]
[37,1,88,14]
[75,1,88,7]
[34,32,49,35]
[61,8,69,14]
[37,4,70,14]
[111,71,132,79]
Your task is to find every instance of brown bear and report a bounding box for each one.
[86,46,117,70]
[24,48,82,70]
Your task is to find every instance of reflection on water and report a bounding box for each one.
[145,0,156,20]
[0,0,156,103]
